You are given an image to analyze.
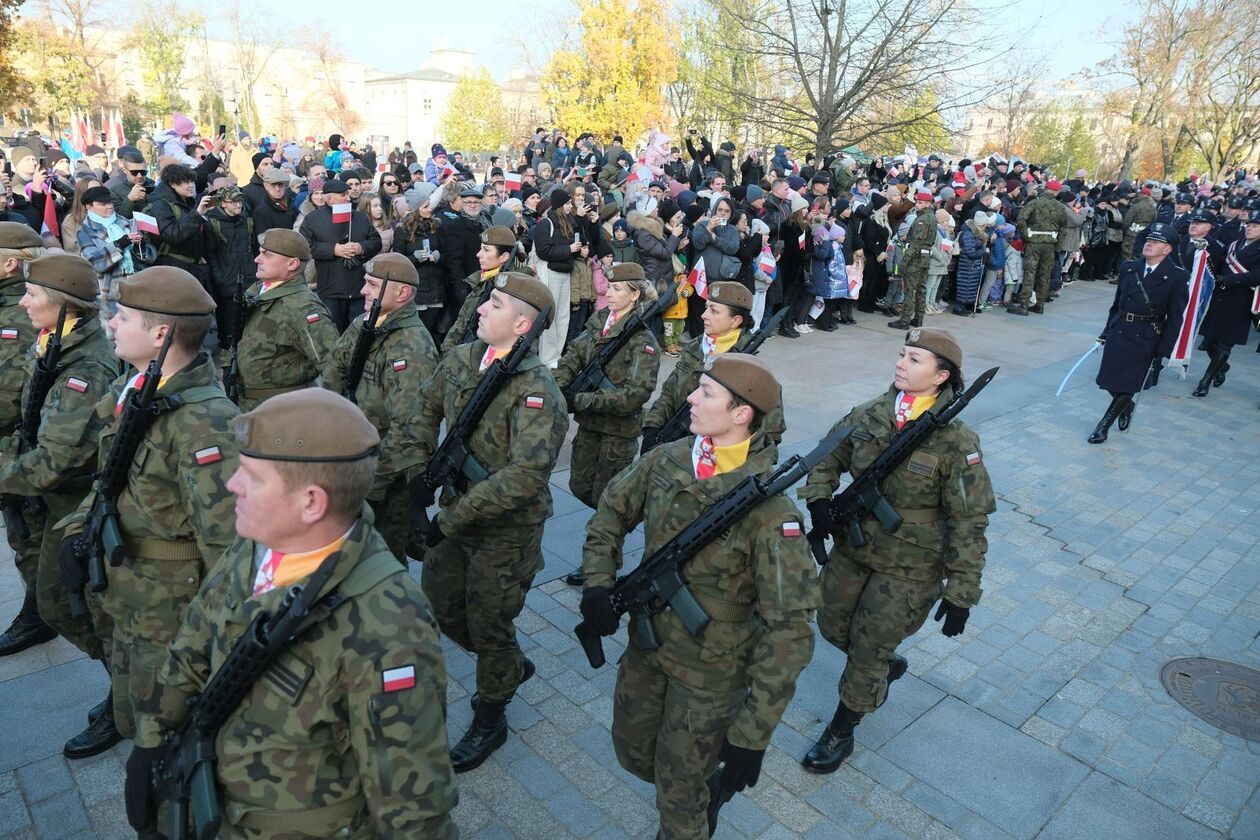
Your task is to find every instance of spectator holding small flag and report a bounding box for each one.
[299,178,382,332]
[77,184,156,304]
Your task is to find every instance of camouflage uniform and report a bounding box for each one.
[553,304,661,508]
[799,385,995,713]
[416,340,568,703]
[67,354,240,737]
[236,276,339,411]
[0,317,120,658]
[324,305,438,561]
[583,432,819,839]
[900,210,938,324]
[1016,194,1067,308]
[134,514,458,839]
[439,270,493,356]
[0,274,42,592]
[1121,195,1158,259]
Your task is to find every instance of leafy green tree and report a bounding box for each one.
[439,69,510,152]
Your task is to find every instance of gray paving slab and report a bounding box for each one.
[1037,771,1220,840]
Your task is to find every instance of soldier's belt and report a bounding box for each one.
[241,380,316,400]
[231,797,363,834]
[1121,312,1160,323]
[693,593,754,623]
[122,534,202,561]
[897,508,943,525]
[1028,231,1058,240]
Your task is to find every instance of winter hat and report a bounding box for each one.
[548,186,571,207]
[307,176,325,193]
[745,184,765,203]
[676,189,698,210]
[612,219,630,236]
[869,193,889,211]
[1057,190,1074,203]
[501,197,523,212]
[751,219,770,237]
[599,202,621,223]
[973,211,995,227]
[84,144,105,157]
[656,199,681,223]
[934,209,953,225]
[1005,179,1020,193]
[81,186,112,205]
[252,152,268,170]
[172,113,195,136]
[492,206,517,228]
[521,185,539,204]
[1075,169,1087,178]
[998,223,1016,237]
[431,143,447,158]
[833,198,851,214]
[684,205,706,226]
[787,175,806,191]
[788,193,809,215]
[938,187,956,202]
[238,130,251,141]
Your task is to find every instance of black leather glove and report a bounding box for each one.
[807,499,832,535]
[579,586,619,636]
[933,599,970,637]
[718,738,765,792]
[58,534,87,594]
[407,475,435,511]
[124,745,163,831]
[424,521,446,548]
[640,427,660,455]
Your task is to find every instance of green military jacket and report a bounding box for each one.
[439,270,492,356]
[583,431,819,751]
[417,340,568,540]
[0,275,36,441]
[553,304,661,438]
[134,513,458,839]
[1120,195,1157,254]
[0,317,120,517]
[237,276,339,411]
[324,305,438,498]
[1017,195,1067,247]
[904,209,938,268]
[799,384,996,607]
[69,354,240,641]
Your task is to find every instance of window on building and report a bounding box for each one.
[423,98,432,114]
[986,117,993,129]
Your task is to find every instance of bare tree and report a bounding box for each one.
[32,0,114,101]
[300,30,362,137]
[987,52,1049,160]
[224,0,279,136]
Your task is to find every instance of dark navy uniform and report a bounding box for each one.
[1194,216,1260,396]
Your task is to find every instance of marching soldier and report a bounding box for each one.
[887,190,937,329]
[439,225,520,356]
[1010,183,1067,315]
[1088,223,1189,441]
[580,355,818,837]
[1120,186,1158,260]
[1177,209,1223,272]
[234,229,339,411]
[0,223,53,657]
[554,262,661,586]
[61,267,240,745]
[125,390,457,839]
[0,254,122,756]
[1194,209,1260,397]
[324,252,438,562]
[416,272,568,772]
[800,328,995,772]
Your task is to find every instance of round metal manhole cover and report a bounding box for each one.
[1160,657,1260,742]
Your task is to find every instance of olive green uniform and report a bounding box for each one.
[416,340,568,703]
[901,210,938,323]
[324,305,438,561]
[799,385,995,713]
[583,432,819,839]
[553,304,661,507]
[1016,194,1067,307]
[440,270,493,356]
[1120,195,1158,260]
[67,354,240,737]
[0,276,42,589]
[236,277,339,411]
[134,513,458,838]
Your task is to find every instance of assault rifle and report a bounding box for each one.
[561,286,676,408]
[574,424,853,668]
[806,366,999,565]
[1,305,67,539]
[341,277,389,402]
[223,275,247,405]
[67,330,178,616]
[408,305,553,531]
[648,306,788,450]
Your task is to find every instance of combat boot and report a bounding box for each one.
[886,317,912,329]
[1213,360,1230,388]
[1087,395,1129,444]
[801,702,863,774]
[64,696,122,759]
[450,699,508,773]
[470,656,535,710]
[88,689,112,724]
[1029,303,1045,314]
[1006,304,1029,316]
[0,590,56,656]
[1192,352,1228,398]
[1116,400,1135,432]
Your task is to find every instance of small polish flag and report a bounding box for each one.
[66,377,88,393]
[966,452,982,466]
[392,358,407,372]
[797,230,806,249]
[382,665,416,692]
[331,203,352,224]
[757,248,777,280]
[306,312,321,323]
[194,446,222,466]
[1,328,18,340]
[781,520,802,538]
[643,344,655,355]
[376,163,387,173]
[687,259,708,300]
[441,164,456,179]
[525,395,545,410]
[504,172,522,193]
[133,212,160,235]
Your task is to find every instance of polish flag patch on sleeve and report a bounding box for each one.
[643,344,656,355]
[194,446,223,466]
[966,452,982,466]
[382,665,416,692]
[1,328,18,340]
[781,520,802,538]
[525,395,545,410]
[392,358,408,372]
[66,377,88,393]
[306,312,321,324]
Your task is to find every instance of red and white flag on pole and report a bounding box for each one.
[108,109,126,149]
[69,112,88,154]
[133,212,160,235]
[1169,249,1214,366]
[331,202,352,223]
[504,171,522,193]
[688,258,709,299]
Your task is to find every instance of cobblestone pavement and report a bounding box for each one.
[2,282,1258,839]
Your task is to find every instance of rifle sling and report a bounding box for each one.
[691,593,753,623]
[241,380,316,400]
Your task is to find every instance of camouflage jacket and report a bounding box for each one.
[552,304,661,438]
[237,276,339,411]
[1121,196,1158,249]
[324,305,438,498]
[0,316,120,513]
[439,270,492,357]
[69,354,240,639]
[904,209,939,267]
[134,513,458,839]
[1017,195,1067,246]
[583,431,819,751]
[798,384,996,607]
[0,276,36,441]
[417,341,568,538]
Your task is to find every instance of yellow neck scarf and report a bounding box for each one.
[36,317,79,357]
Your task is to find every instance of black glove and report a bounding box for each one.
[113,234,132,250]
[424,521,446,548]
[58,535,87,594]
[407,475,435,511]
[124,745,163,831]
[807,499,832,536]
[640,427,660,455]
[717,739,765,792]
[579,586,618,636]
[933,599,970,637]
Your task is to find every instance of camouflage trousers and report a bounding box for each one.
[36,497,112,662]
[900,261,929,322]
[5,501,43,588]
[369,477,412,565]
[818,552,941,713]
[569,427,638,510]
[1019,243,1057,306]
[613,642,745,840]
[422,527,540,704]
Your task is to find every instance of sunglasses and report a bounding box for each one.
[383,180,398,186]
[129,169,146,176]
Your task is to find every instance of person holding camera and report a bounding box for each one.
[76,185,157,306]
[106,148,153,220]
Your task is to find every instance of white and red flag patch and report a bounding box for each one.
[382,665,416,692]
[966,452,982,466]
[781,520,802,538]
[643,344,655,355]
[525,395,545,410]
[0,327,18,340]
[66,377,88,393]
[306,312,321,324]
[195,446,222,466]
[392,358,408,372]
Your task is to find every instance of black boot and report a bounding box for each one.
[887,317,912,329]
[471,656,535,710]
[64,697,122,759]
[450,700,509,773]
[1088,395,1130,444]
[1117,400,1135,432]
[88,688,112,724]
[564,571,586,586]
[840,301,855,324]
[801,702,863,773]
[0,589,56,657]
[1213,360,1230,388]
[1193,352,1227,398]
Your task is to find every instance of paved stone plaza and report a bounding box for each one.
[1,282,1258,839]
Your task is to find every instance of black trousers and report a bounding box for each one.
[318,295,365,333]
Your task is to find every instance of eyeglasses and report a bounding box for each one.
[383,180,398,186]
[129,169,146,176]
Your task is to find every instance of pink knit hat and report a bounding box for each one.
[172,113,195,136]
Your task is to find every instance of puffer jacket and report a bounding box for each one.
[627,210,680,292]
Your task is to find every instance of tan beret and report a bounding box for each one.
[26,254,99,302]
[234,389,379,462]
[259,228,312,261]
[263,168,291,185]
[365,252,419,287]
[905,327,963,370]
[610,262,646,282]
[480,225,517,248]
[704,354,781,413]
[708,281,753,312]
[0,222,44,250]
[112,266,215,315]
[493,271,555,327]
